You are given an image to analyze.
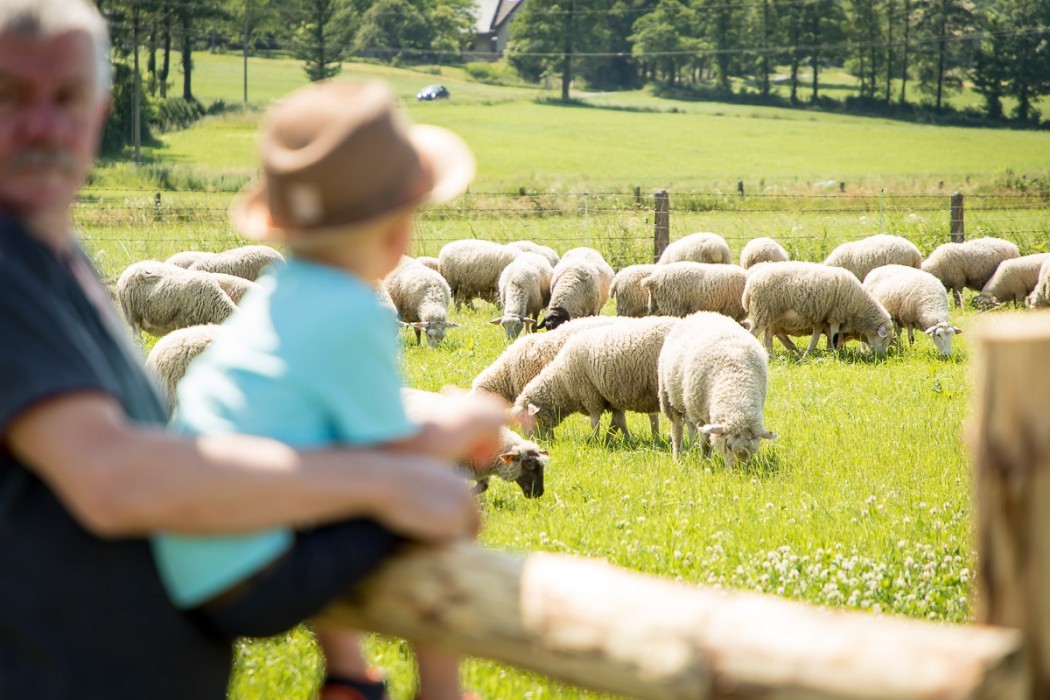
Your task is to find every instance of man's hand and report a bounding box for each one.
[370,454,481,541]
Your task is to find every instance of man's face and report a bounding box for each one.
[0,30,107,216]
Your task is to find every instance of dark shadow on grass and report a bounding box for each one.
[533,96,679,115]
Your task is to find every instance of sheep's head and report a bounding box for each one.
[864,322,893,357]
[412,320,459,347]
[924,322,961,356]
[537,307,570,331]
[489,314,536,341]
[496,443,549,498]
[701,423,776,468]
[972,293,1001,311]
[513,399,560,439]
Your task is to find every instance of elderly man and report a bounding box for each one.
[0,2,493,697]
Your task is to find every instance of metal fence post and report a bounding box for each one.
[653,190,669,263]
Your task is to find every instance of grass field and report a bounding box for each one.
[84,53,1050,699]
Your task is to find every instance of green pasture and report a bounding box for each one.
[81,52,1050,699]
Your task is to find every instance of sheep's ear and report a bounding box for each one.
[538,450,549,456]
[489,317,504,326]
[398,321,411,328]
[952,327,963,335]
[498,452,515,465]
[739,319,753,331]
[877,326,888,339]
[444,321,460,328]
[924,326,937,336]
[411,321,426,329]
[522,317,536,327]
[760,429,778,440]
[700,423,726,435]
[527,402,542,416]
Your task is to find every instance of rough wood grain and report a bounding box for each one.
[972,312,1050,699]
[321,541,1024,700]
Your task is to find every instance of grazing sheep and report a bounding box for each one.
[610,264,657,317]
[208,272,260,304]
[472,316,619,402]
[490,252,554,340]
[740,237,789,269]
[862,265,961,356]
[1027,259,1050,308]
[383,261,458,347]
[116,260,238,338]
[414,256,442,274]
[975,253,1050,308]
[514,317,679,440]
[144,324,223,405]
[743,261,893,356]
[507,240,560,267]
[658,312,776,464]
[437,239,521,310]
[657,232,731,265]
[921,237,1021,306]
[823,234,922,281]
[641,262,748,320]
[537,247,614,331]
[184,245,285,281]
[401,388,547,498]
[164,251,209,268]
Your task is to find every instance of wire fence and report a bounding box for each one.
[75,189,1050,278]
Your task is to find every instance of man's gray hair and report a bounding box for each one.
[0,0,111,94]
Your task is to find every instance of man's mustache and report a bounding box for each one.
[6,147,77,174]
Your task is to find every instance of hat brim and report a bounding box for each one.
[231,123,476,242]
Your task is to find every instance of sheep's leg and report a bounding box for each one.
[589,413,603,439]
[648,413,660,440]
[610,411,632,441]
[953,288,963,307]
[763,329,774,352]
[803,329,822,357]
[827,322,841,352]
[699,429,712,458]
[907,326,916,345]
[413,326,422,345]
[776,333,798,354]
[669,413,683,460]
[687,422,697,444]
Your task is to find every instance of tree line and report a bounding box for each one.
[96,0,1050,154]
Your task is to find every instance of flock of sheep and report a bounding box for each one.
[114,231,1050,497]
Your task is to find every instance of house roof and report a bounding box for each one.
[475,0,524,33]
[475,0,501,32]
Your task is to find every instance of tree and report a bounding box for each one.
[912,0,975,110]
[698,0,743,92]
[286,0,351,81]
[846,0,884,99]
[426,0,478,59]
[970,11,1009,119]
[226,0,281,102]
[352,0,429,59]
[629,0,698,85]
[997,0,1050,122]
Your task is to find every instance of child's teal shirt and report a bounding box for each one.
[151,257,415,608]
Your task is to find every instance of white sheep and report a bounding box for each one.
[513,316,679,441]
[975,253,1050,308]
[862,265,961,356]
[144,324,224,405]
[164,251,209,268]
[117,260,238,338]
[537,247,614,330]
[383,261,459,347]
[414,256,442,274]
[184,245,285,281]
[401,388,548,498]
[823,234,922,281]
[507,240,560,267]
[641,262,748,320]
[208,272,260,304]
[610,264,657,317]
[740,237,789,268]
[743,261,893,356]
[921,237,1021,307]
[657,232,731,265]
[437,239,521,310]
[658,312,776,464]
[1027,258,1050,308]
[472,316,619,402]
[490,252,554,340]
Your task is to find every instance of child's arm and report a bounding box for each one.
[388,389,510,465]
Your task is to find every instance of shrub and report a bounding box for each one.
[149,97,206,133]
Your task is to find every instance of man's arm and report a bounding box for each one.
[6,391,479,539]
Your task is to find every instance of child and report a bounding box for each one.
[152,80,499,700]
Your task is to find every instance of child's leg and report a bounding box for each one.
[413,644,463,700]
[316,623,388,700]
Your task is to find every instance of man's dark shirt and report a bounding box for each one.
[0,214,232,698]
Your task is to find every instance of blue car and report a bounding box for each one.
[416,84,450,101]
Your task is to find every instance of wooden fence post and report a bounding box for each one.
[322,542,1024,700]
[653,189,669,262]
[973,313,1050,699]
[951,192,965,243]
